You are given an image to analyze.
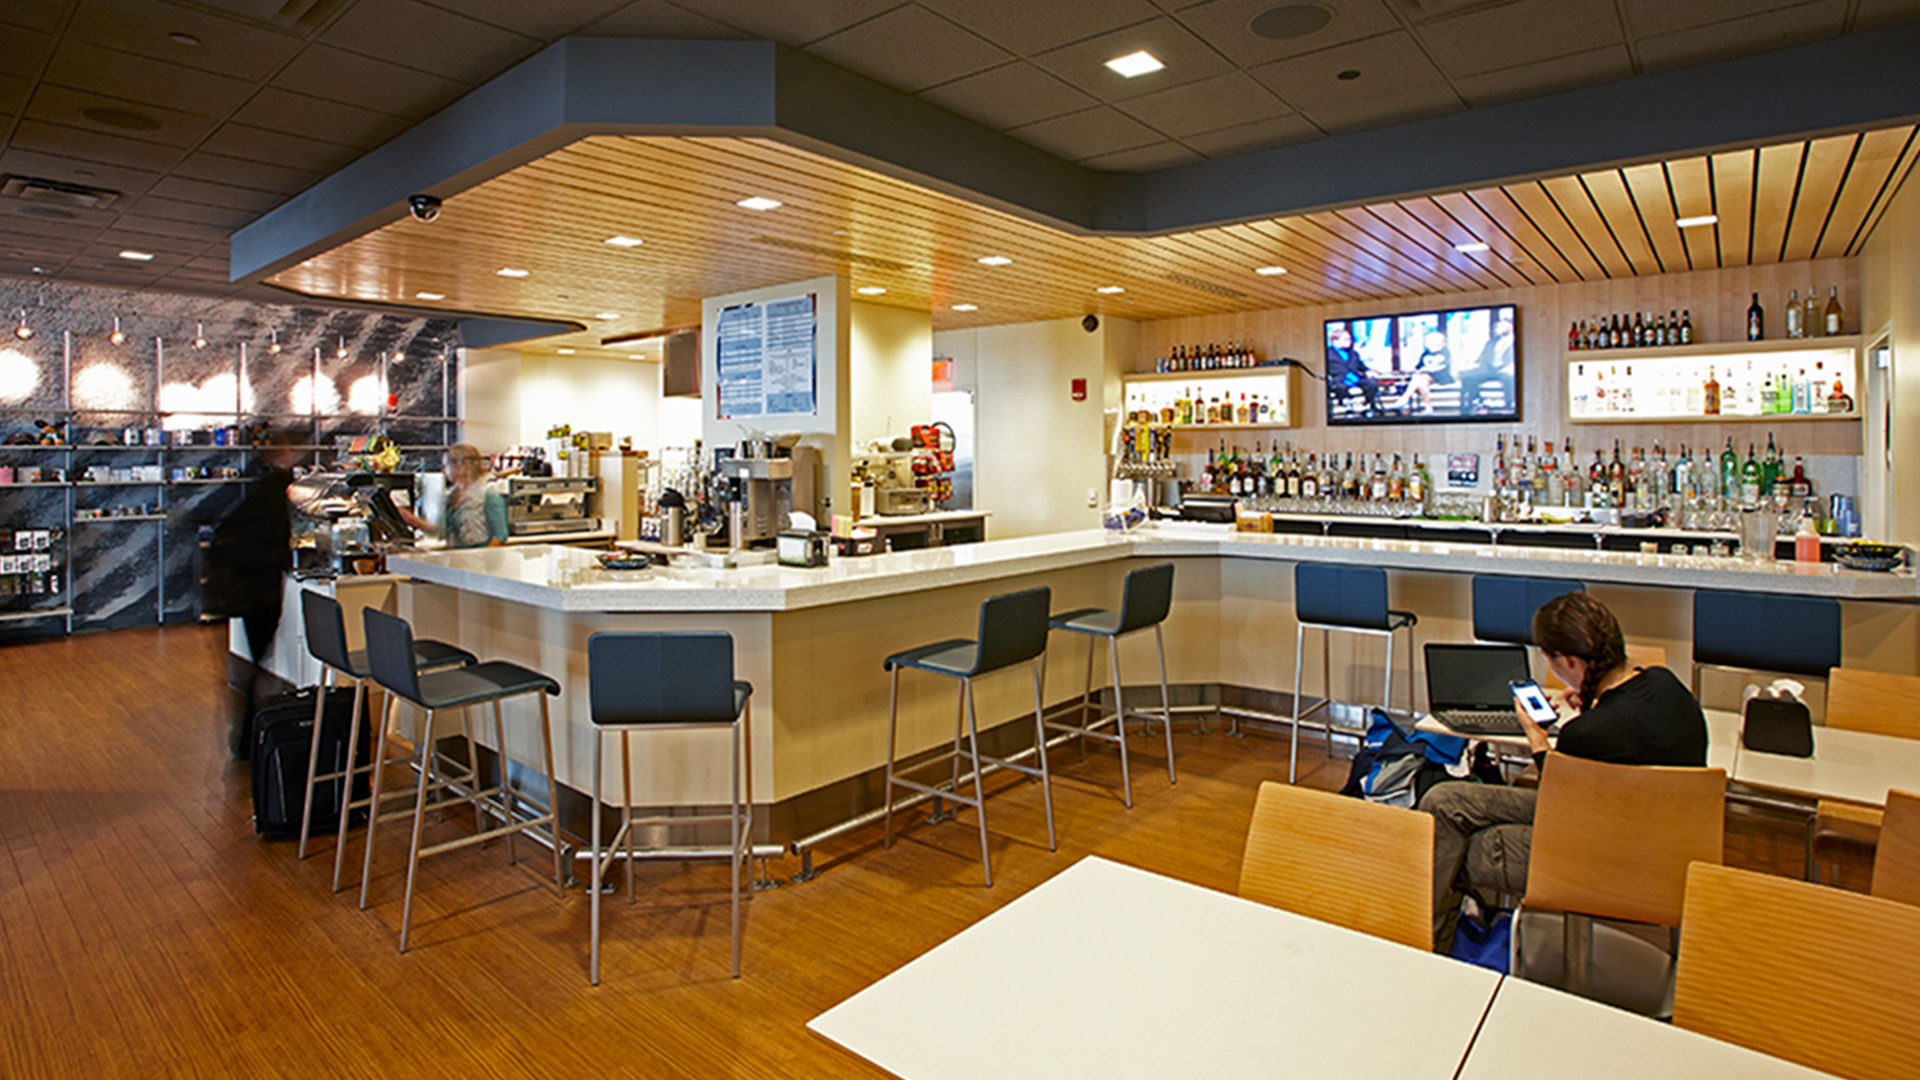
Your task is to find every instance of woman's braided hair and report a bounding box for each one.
[1531,592,1627,714]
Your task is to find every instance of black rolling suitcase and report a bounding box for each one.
[249,686,372,838]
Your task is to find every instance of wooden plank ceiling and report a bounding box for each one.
[267,125,1920,349]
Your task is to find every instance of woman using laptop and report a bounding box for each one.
[1419,592,1707,953]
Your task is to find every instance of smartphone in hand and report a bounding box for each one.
[1509,679,1560,727]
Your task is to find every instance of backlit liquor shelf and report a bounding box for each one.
[1566,337,1861,423]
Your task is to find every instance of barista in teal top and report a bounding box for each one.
[398,443,507,548]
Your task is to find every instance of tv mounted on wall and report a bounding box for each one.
[1324,304,1519,425]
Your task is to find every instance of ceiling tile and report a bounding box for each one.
[199,123,360,173]
[426,0,632,38]
[0,211,105,244]
[24,83,219,148]
[1295,80,1463,134]
[651,0,902,46]
[1079,140,1205,170]
[148,177,287,215]
[808,7,1012,94]
[271,45,467,122]
[65,0,303,82]
[43,39,257,118]
[0,0,70,34]
[1007,105,1163,159]
[1249,31,1452,111]
[1032,16,1236,103]
[0,26,53,79]
[1854,0,1920,28]
[9,119,186,172]
[918,61,1098,129]
[106,214,235,243]
[1452,43,1631,106]
[1620,0,1810,39]
[231,89,410,151]
[1117,71,1291,138]
[0,147,161,196]
[578,0,751,37]
[119,194,258,229]
[0,73,27,115]
[914,0,1164,55]
[170,153,319,197]
[1635,1,1848,73]
[319,0,541,84]
[1417,0,1623,78]
[1180,113,1323,156]
[1172,0,1404,67]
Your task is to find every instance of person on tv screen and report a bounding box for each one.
[1395,328,1454,414]
[1461,309,1516,415]
[1326,324,1382,418]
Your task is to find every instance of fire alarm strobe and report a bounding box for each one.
[1071,377,1087,401]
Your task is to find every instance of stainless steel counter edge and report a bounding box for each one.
[385,523,1918,613]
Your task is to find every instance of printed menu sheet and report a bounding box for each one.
[717,293,818,418]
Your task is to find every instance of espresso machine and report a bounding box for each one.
[717,449,793,549]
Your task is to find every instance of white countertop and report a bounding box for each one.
[853,510,991,527]
[385,522,1919,614]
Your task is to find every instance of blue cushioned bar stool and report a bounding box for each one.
[883,586,1055,887]
[1046,562,1177,807]
[1472,575,1585,646]
[1691,589,1842,700]
[1289,564,1417,784]
[296,591,475,893]
[359,608,565,952]
[585,632,753,984]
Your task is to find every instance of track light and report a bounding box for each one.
[336,336,349,359]
[192,322,208,350]
[12,310,32,341]
[268,329,281,355]
[108,316,127,346]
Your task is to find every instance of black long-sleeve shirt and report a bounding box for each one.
[1536,665,1708,771]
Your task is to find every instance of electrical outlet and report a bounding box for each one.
[1086,488,1098,507]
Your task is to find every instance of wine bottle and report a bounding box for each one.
[1568,321,1579,351]
[1785,289,1802,339]
[1747,293,1763,341]
[1803,288,1819,339]
[1681,308,1694,345]
[1824,286,1843,336]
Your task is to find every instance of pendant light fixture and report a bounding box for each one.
[108,316,127,346]
[192,322,209,349]
[335,335,349,359]
[12,309,33,341]
[268,328,281,354]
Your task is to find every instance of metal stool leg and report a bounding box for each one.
[359,695,397,911]
[461,707,485,834]
[730,717,743,978]
[297,668,336,860]
[621,729,636,903]
[1289,622,1306,784]
[963,677,992,888]
[536,693,564,895]
[1030,659,1055,851]
[1107,636,1133,809]
[883,666,900,850]
[590,725,606,985]
[332,683,382,893]
[1322,627,1335,761]
[1154,625,1176,784]
[398,708,438,953]
[1383,626,1395,720]
[493,698,516,867]
[1079,635,1096,763]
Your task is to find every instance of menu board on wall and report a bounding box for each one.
[716,293,818,418]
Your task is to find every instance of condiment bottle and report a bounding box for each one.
[1795,513,1822,563]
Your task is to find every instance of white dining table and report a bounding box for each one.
[1731,723,1920,806]
[1413,709,1741,773]
[808,855,1501,1080]
[1457,972,1842,1079]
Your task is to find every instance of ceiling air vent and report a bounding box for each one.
[1384,0,1509,18]
[749,236,916,273]
[190,0,349,30]
[1164,273,1247,300]
[1,176,122,211]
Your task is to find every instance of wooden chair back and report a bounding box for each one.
[1524,752,1725,926]
[1675,862,1920,1080]
[1238,781,1431,950]
[1825,668,1920,739]
[1872,788,1920,907]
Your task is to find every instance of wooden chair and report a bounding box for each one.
[1809,668,1920,884]
[1870,789,1920,907]
[1521,752,1725,1003]
[1237,781,1431,951]
[1675,862,1920,1080]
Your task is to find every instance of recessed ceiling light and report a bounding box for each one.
[736,196,783,211]
[1105,50,1164,78]
[117,250,154,262]
[1674,214,1719,228]
[168,31,202,47]
[496,267,530,277]
[604,235,644,247]
[1453,242,1490,253]
[1095,285,1125,294]
[557,348,576,355]
[977,255,1012,266]
[1254,266,1288,276]
[594,312,621,320]
[951,303,979,312]
[856,286,887,296]
[832,229,850,236]
[414,291,445,300]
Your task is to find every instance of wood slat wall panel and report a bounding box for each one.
[1711,149,1757,268]
[1665,158,1716,270]
[1844,128,1920,255]
[1401,196,1540,285]
[1785,134,1860,262]
[1540,175,1636,278]
[1750,142,1808,264]
[1821,127,1915,258]
[1360,202,1514,289]
[1582,169,1663,275]
[1452,188,1578,283]
[1623,162,1689,273]
[1498,182,1609,279]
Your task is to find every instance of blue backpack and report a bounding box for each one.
[1338,709,1468,808]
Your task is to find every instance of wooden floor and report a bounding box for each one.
[0,624,1853,1078]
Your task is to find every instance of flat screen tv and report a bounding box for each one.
[1324,304,1519,425]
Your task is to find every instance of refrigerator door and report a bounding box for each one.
[930,390,974,510]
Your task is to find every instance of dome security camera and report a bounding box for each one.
[407,194,442,222]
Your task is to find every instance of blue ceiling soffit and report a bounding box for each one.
[231,25,1920,285]
[456,317,586,350]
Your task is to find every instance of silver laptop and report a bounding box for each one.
[1424,643,1532,736]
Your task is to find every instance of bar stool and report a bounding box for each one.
[359,608,564,952]
[1046,562,1176,807]
[296,591,476,893]
[1289,564,1416,784]
[883,586,1054,887]
[1690,590,1841,704]
[585,632,753,984]
[1471,575,1584,646]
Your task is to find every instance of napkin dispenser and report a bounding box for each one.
[1742,689,1813,757]
[777,529,829,567]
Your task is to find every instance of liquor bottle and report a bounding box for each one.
[1301,455,1319,499]
[1200,448,1215,492]
[1409,455,1430,513]
[1747,293,1764,341]
[1673,444,1693,501]
[1720,437,1739,504]
[1810,362,1829,414]
[1785,289,1802,338]
[1763,433,1782,494]
[1668,310,1680,345]
[1824,286,1843,336]
[1605,440,1623,507]
[1789,456,1813,499]
[1632,311,1645,347]
[1568,321,1579,351]
[1680,309,1693,345]
[1588,449,1608,508]
[1790,366,1809,414]
[1387,455,1405,502]
[1702,366,1720,416]
[1740,444,1763,504]
[1828,373,1854,412]
[1493,433,1507,489]
[1235,393,1251,424]
[1369,458,1388,502]
[1620,365,1636,414]
[1803,288,1819,338]
[1561,441,1581,507]
[1605,313,1617,348]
